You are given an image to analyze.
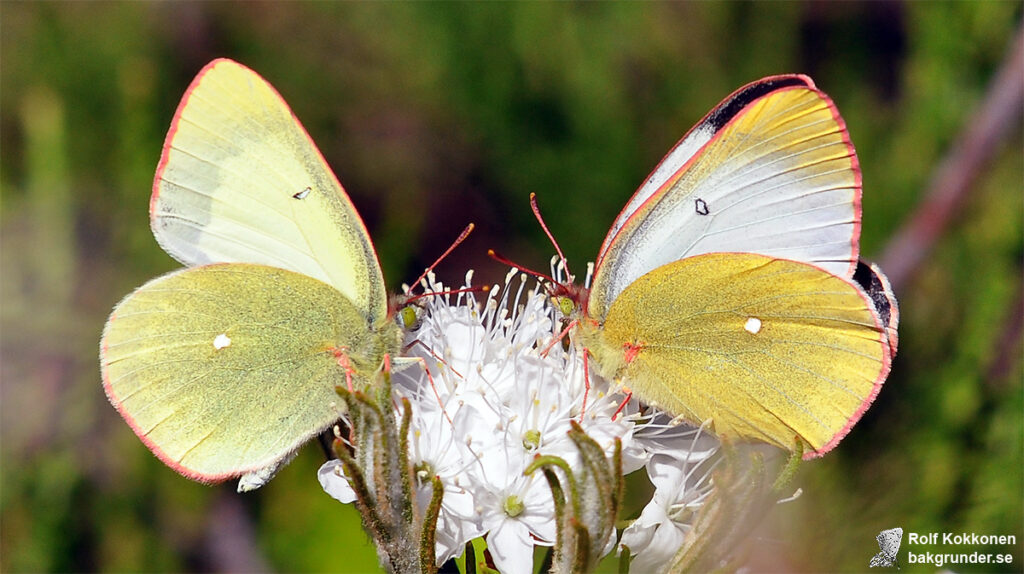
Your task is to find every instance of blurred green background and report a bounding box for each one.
[2,3,1021,572]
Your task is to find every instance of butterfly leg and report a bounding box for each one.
[398,340,457,426]
[414,357,454,426]
[404,338,465,379]
[622,341,644,364]
[581,350,592,418]
[611,390,632,421]
[605,341,644,420]
[539,318,576,358]
[383,352,441,420]
[329,346,356,392]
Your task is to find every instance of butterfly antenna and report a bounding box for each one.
[404,286,483,305]
[487,249,559,285]
[408,223,475,293]
[530,193,572,279]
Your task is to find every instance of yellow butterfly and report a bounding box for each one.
[101,59,403,488]
[543,75,898,458]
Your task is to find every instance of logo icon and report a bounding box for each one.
[869,527,903,568]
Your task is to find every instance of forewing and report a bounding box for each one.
[877,528,903,556]
[590,76,861,320]
[151,59,387,324]
[597,253,888,458]
[100,263,389,482]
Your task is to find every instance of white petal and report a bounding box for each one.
[620,498,670,551]
[619,500,687,572]
[647,454,690,494]
[487,519,541,574]
[317,460,356,504]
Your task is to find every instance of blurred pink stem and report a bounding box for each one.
[879,25,1024,293]
[986,280,1024,386]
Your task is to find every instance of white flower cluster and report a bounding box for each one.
[319,269,721,573]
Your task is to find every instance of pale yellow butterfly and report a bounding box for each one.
[101,59,404,487]
[535,75,897,457]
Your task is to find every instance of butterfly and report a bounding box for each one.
[540,75,898,458]
[869,527,903,568]
[101,59,405,490]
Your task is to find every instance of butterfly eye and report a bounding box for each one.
[554,296,575,317]
[397,305,422,330]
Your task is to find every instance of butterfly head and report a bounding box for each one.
[548,280,588,320]
[391,296,425,331]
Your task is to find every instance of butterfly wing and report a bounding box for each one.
[854,261,900,360]
[151,58,388,325]
[869,553,890,568]
[877,527,903,556]
[589,75,861,320]
[585,252,889,458]
[100,263,401,482]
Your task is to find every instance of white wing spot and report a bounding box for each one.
[293,186,311,199]
[695,198,710,215]
[213,333,232,349]
[744,317,762,334]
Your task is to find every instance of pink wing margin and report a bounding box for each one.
[593,75,863,303]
